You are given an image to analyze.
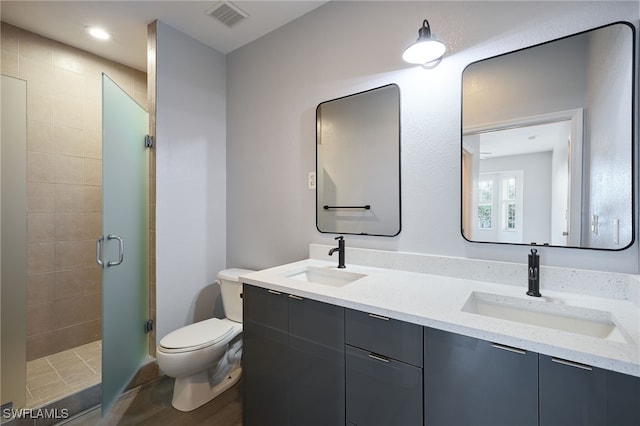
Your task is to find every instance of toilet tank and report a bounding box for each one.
[218,268,254,322]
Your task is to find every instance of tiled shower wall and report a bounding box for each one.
[1,22,147,360]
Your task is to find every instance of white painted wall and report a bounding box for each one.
[227,1,639,273]
[155,21,227,345]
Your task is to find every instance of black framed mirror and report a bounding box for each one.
[316,84,401,236]
[461,22,635,250]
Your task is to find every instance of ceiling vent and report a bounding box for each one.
[205,1,248,27]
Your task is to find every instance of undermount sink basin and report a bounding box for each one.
[286,266,366,287]
[462,291,629,343]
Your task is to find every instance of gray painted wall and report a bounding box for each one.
[586,23,634,249]
[156,21,227,344]
[226,1,639,273]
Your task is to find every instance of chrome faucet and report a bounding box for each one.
[328,236,346,269]
[527,248,541,297]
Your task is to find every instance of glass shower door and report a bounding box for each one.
[1,75,27,411]
[100,74,149,415]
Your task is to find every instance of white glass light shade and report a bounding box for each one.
[402,39,446,65]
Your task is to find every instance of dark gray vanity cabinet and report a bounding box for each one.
[243,284,289,426]
[345,309,424,426]
[243,284,345,426]
[424,327,538,426]
[539,354,640,426]
[288,294,345,426]
[245,285,640,426]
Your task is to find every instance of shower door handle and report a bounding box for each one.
[107,234,124,267]
[96,236,104,267]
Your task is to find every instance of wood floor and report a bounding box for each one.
[62,376,242,426]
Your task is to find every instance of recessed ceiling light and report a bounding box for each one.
[85,26,111,40]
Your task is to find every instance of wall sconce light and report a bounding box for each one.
[402,19,446,67]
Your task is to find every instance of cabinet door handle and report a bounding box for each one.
[551,357,592,371]
[288,294,304,300]
[268,289,281,295]
[368,313,390,321]
[368,353,391,363]
[491,343,526,355]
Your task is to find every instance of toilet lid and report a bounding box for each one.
[160,318,233,352]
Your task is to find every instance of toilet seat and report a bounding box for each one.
[159,318,234,354]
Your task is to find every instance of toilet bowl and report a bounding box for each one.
[156,268,253,412]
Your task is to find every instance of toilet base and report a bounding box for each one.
[171,366,242,412]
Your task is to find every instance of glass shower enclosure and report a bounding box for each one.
[1,74,28,412]
[99,74,149,415]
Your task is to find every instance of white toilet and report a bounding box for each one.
[156,268,253,412]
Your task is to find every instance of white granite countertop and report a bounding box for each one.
[241,258,640,377]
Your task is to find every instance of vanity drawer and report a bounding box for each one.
[243,284,287,331]
[346,345,423,426]
[345,308,423,367]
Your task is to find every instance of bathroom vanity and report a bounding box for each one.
[243,285,345,426]
[241,248,640,426]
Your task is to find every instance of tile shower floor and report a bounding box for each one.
[26,341,101,408]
